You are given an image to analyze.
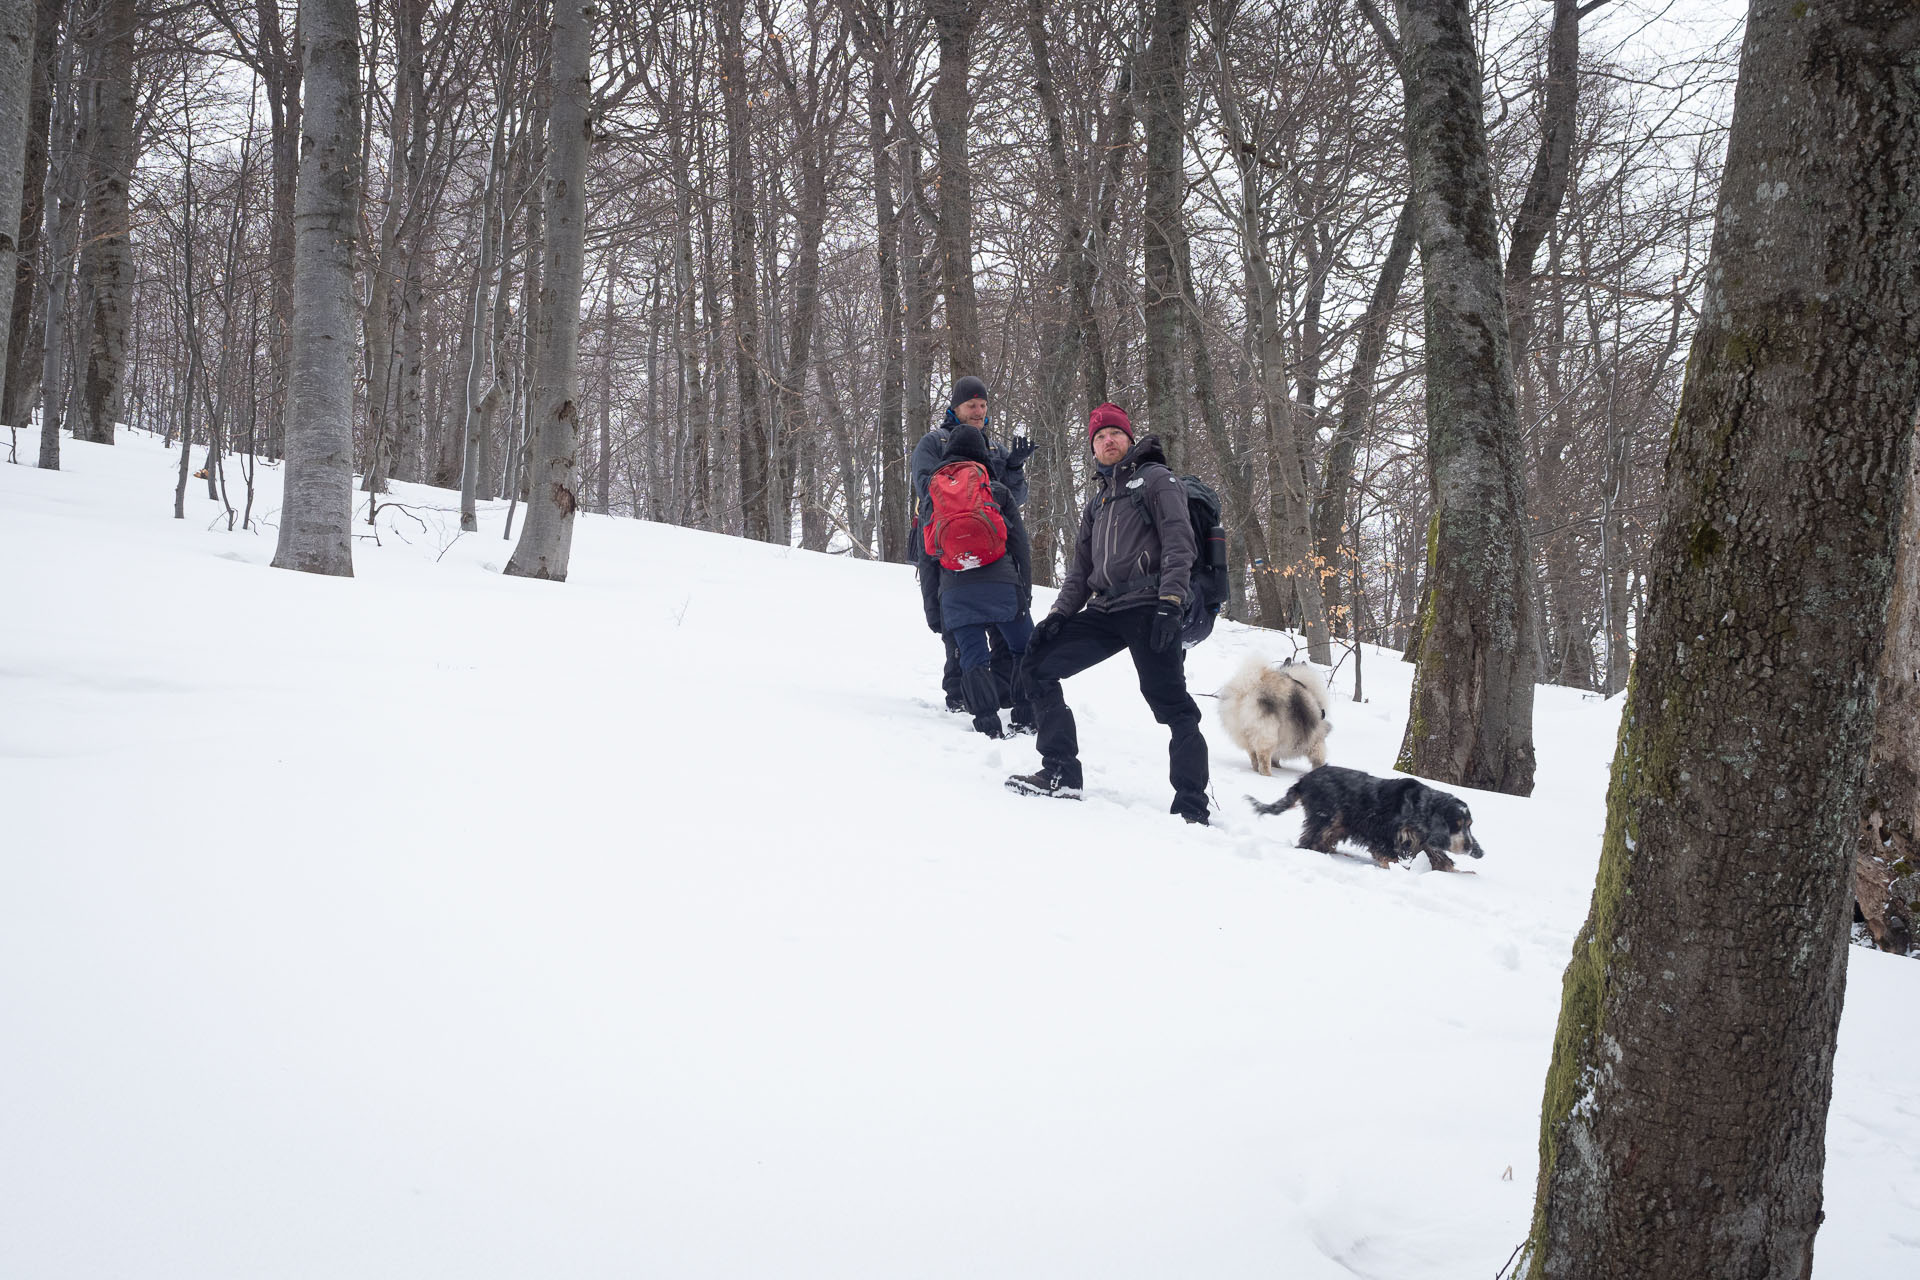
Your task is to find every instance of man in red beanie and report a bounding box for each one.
[1006,403,1211,823]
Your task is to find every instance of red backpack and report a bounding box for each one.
[923,460,1008,571]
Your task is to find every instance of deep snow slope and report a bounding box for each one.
[4,427,1915,1279]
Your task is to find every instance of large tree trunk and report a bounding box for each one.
[673,121,709,529]
[1392,0,1538,795]
[1524,3,1920,1274]
[360,0,420,497]
[3,0,55,428]
[719,0,771,543]
[34,27,78,471]
[927,0,979,381]
[0,0,34,419]
[764,11,840,550]
[74,0,134,444]
[270,0,361,576]
[258,0,300,460]
[505,0,592,580]
[1858,429,1920,957]
[1140,0,1190,461]
[458,91,510,533]
[852,10,908,562]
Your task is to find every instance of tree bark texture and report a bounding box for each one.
[35,29,78,471]
[270,0,361,576]
[0,0,33,420]
[719,0,771,542]
[1140,0,1191,459]
[861,22,907,562]
[1393,0,1538,796]
[505,0,592,580]
[3,0,54,427]
[74,0,134,444]
[928,0,980,382]
[458,96,509,532]
[1858,424,1920,955]
[1525,4,1920,1274]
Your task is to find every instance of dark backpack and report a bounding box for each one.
[1133,474,1230,647]
[924,460,1009,571]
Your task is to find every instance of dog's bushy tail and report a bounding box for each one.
[1247,780,1304,818]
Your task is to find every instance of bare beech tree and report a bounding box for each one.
[1391,0,1538,796]
[72,0,136,445]
[271,0,361,576]
[506,0,593,579]
[1,0,53,427]
[1524,2,1920,1274]
[0,0,34,417]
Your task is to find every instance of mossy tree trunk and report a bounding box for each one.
[1392,0,1537,795]
[1524,3,1920,1275]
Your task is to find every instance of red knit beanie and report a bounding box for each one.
[1088,402,1133,445]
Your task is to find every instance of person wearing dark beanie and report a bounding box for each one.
[950,375,990,410]
[1006,401,1210,823]
[919,422,1035,739]
[908,375,1037,726]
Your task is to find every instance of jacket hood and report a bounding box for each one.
[945,423,992,466]
[1106,433,1168,477]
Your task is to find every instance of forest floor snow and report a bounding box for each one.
[3,425,1917,1278]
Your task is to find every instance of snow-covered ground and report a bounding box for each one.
[4,426,1916,1279]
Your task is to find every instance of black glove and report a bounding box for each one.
[926,608,943,634]
[1149,597,1184,653]
[1005,435,1036,468]
[1030,611,1068,652]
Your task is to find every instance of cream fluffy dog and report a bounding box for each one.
[1217,657,1331,776]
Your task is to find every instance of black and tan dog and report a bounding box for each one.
[1249,765,1485,871]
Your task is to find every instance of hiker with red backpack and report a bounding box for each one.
[911,376,1035,725]
[1007,403,1214,824]
[919,422,1034,740]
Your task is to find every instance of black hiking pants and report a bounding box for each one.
[1020,606,1209,820]
[942,629,1030,724]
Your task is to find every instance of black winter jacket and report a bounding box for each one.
[909,418,1029,519]
[1053,435,1195,617]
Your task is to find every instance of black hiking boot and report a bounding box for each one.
[1007,719,1037,737]
[945,696,968,714]
[1005,765,1083,800]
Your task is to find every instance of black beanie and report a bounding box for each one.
[945,423,992,466]
[949,375,989,409]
